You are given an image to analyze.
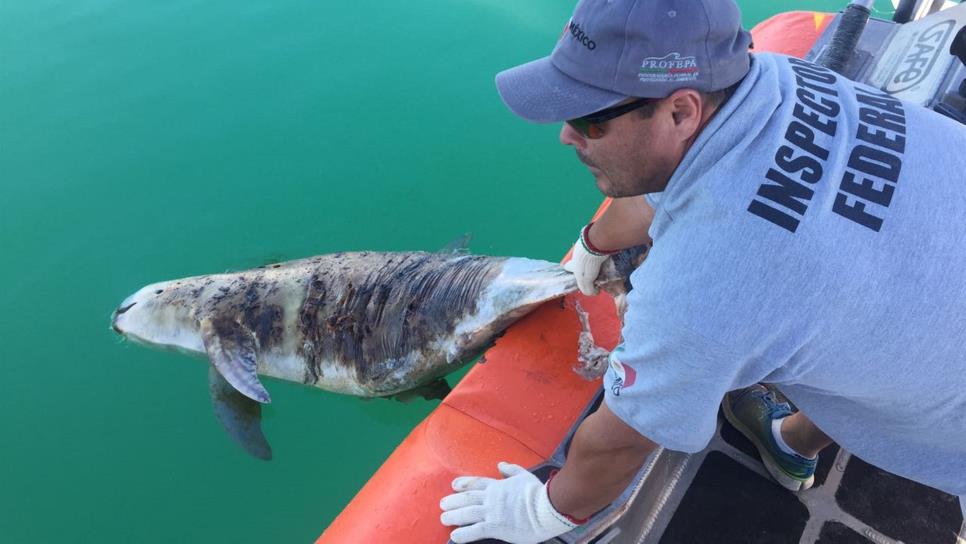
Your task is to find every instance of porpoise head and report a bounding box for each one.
[112,274,270,401]
[112,275,273,460]
[112,279,205,354]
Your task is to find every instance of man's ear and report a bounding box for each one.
[667,88,704,140]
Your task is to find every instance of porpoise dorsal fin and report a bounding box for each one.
[438,233,472,254]
[208,365,272,460]
[200,317,272,404]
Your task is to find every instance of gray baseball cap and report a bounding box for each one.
[496,0,752,123]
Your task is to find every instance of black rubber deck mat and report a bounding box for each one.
[836,456,964,544]
[659,451,809,544]
[811,444,840,489]
[815,521,869,543]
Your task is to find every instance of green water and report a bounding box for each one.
[1,1,896,541]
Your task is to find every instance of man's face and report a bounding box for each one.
[559,98,690,197]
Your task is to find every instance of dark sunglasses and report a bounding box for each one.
[565,97,658,139]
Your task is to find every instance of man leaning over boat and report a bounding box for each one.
[439,0,966,542]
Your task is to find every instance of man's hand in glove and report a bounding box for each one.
[564,223,616,296]
[440,462,582,544]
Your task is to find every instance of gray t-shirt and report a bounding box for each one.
[604,52,966,498]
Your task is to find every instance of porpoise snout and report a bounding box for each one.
[111,298,137,335]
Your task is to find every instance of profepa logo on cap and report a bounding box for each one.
[639,52,699,83]
[560,18,597,50]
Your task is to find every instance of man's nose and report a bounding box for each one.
[559,123,587,150]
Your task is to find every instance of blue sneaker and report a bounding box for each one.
[722,385,816,491]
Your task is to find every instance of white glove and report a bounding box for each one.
[564,223,615,296]
[440,462,579,544]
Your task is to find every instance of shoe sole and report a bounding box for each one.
[722,397,815,492]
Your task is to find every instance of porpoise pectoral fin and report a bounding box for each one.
[438,233,472,254]
[393,378,452,402]
[200,317,272,404]
[208,365,272,461]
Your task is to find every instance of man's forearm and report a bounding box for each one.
[588,196,654,252]
[547,403,658,520]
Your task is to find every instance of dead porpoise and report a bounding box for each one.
[111,247,647,459]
